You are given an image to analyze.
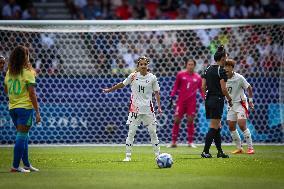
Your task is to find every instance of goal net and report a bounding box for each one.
[0,20,283,145]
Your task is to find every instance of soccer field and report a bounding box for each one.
[0,145,284,189]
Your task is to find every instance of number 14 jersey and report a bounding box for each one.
[123,72,160,114]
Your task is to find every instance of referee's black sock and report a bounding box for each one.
[214,128,223,152]
[203,128,218,154]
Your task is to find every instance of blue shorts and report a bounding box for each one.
[9,108,34,127]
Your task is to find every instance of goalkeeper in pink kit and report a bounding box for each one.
[168,59,204,148]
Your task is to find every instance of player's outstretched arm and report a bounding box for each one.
[102,82,125,93]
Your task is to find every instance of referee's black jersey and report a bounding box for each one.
[202,65,227,97]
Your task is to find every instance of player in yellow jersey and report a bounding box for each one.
[4,46,41,173]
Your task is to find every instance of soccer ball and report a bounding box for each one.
[156,153,173,168]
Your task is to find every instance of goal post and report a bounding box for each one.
[0,19,283,145]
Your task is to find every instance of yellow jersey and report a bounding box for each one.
[4,68,36,110]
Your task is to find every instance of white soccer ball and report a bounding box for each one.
[156,153,173,168]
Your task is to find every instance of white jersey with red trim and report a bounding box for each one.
[123,72,160,114]
[226,72,250,103]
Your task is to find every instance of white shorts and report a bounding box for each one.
[227,101,248,121]
[126,112,157,126]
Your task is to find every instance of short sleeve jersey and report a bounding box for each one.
[226,72,250,103]
[123,72,160,114]
[4,69,36,109]
[202,65,227,97]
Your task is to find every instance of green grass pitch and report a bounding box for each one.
[0,145,284,189]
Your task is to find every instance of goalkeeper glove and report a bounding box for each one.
[168,97,174,109]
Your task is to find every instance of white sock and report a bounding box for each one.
[243,129,253,149]
[230,130,242,149]
[148,124,160,157]
[125,124,138,157]
[153,143,160,157]
[125,145,132,157]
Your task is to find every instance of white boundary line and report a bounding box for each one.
[0,143,283,147]
[0,19,283,33]
[0,19,283,25]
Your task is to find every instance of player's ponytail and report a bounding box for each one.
[214,45,226,62]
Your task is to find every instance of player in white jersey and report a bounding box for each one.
[224,59,255,154]
[103,56,162,161]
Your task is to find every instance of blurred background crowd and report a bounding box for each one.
[1,0,283,20]
[1,26,281,77]
[0,0,283,78]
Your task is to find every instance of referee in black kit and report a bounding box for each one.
[201,45,232,158]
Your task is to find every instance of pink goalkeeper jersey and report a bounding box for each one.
[170,71,204,104]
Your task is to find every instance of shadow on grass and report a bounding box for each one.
[98,160,144,163]
[176,157,202,160]
[0,171,12,174]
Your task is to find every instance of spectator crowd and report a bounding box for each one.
[0,0,282,78]
[65,0,284,20]
[1,0,283,20]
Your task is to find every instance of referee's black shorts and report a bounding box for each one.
[205,95,224,119]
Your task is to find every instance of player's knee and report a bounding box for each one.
[148,124,157,135]
[237,119,247,130]
[238,125,247,132]
[174,117,181,124]
[128,125,138,133]
[127,129,137,140]
[148,128,156,135]
[149,127,159,143]
[228,120,237,131]
[228,125,236,131]
[126,131,135,143]
[186,116,194,124]
[128,129,135,137]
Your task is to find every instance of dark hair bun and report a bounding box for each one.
[214,45,226,62]
[217,45,224,52]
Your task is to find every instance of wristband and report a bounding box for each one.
[248,98,253,102]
